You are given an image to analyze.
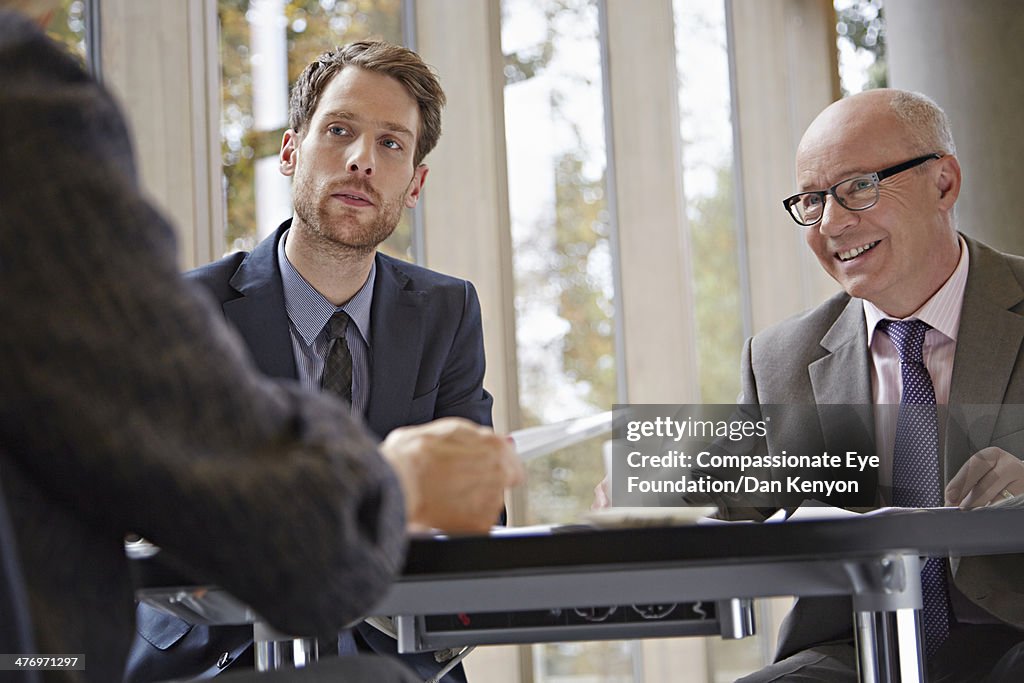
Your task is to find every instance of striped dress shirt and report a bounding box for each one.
[864,235,969,499]
[277,229,374,415]
[864,235,1001,625]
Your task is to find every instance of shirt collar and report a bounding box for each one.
[277,229,375,347]
[864,234,969,345]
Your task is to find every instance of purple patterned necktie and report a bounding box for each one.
[322,310,353,405]
[878,318,951,657]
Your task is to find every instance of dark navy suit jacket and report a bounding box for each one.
[127,220,492,681]
[190,220,493,438]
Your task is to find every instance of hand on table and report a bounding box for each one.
[380,417,524,533]
[945,447,1024,508]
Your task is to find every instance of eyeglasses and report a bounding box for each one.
[782,153,943,227]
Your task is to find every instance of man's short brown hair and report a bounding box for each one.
[288,40,446,166]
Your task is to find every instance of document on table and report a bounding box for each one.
[779,502,961,522]
[696,501,963,525]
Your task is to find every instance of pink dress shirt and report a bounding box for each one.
[865,236,969,499]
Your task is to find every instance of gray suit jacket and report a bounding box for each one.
[0,11,405,682]
[739,235,1024,656]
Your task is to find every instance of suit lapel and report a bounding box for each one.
[809,297,877,497]
[946,237,1024,477]
[364,254,427,437]
[222,223,298,380]
[809,297,873,406]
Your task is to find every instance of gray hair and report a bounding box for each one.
[889,90,957,156]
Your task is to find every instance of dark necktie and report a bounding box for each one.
[878,318,951,657]
[322,310,353,405]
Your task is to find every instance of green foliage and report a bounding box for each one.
[502,34,553,84]
[519,150,615,525]
[553,153,616,410]
[501,0,596,85]
[45,0,87,65]
[220,0,256,251]
[690,166,743,403]
[503,0,614,417]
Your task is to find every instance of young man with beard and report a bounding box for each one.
[127,41,493,682]
[0,4,522,680]
[192,40,492,442]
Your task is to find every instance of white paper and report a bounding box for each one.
[510,410,614,462]
[784,504,862,522]
[488,524,563,537]
[784,503,958,522]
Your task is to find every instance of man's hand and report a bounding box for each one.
[945,447,1024,508]
[380,417,524,533]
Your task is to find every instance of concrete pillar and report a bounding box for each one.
[886,0,1024,256]
[729,0,842,333]
[101,0,223,269]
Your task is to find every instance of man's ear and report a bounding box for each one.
[405,164,429,208]
[279,130,299,177]
[935,154,961,210]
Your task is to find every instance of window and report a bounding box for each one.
[502,1,629,680]
[834,0,887,94]
[675,0,745,405]
[502,0,615,525]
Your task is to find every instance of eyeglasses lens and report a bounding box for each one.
[835,175,879,211]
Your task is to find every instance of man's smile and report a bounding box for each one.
[836,240,879,262]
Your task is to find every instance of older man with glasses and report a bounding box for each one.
[725,88,1024,682]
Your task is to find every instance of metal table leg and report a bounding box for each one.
[253,621,319,672]
[846,554,926,682]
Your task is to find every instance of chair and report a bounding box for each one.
[0,470,42,683]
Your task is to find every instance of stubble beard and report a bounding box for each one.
[293,178,406,258]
